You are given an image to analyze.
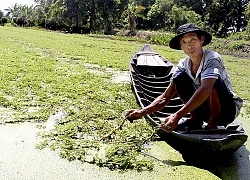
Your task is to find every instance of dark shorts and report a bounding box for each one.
[173,71,236,126]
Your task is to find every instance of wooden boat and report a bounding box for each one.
[130,44,248,160]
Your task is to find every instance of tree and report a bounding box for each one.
[171,5,202,31]
[203,0,250,37]
[174,0,203,15]
[147,0,175,30]
[121,1,146,31]
[0,10,3,18]
[33,1,51,28]
[129,0,155,30]
[4,3,19,23]
[15,5,35,27]
[1,17,8,25]
[47,0,65,30]
[95,0,118,34]
[88,0,96,31]
[0,10,6,25]
[245,1,250,38]
[2,0,249,37]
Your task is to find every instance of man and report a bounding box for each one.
[125,23,243,132]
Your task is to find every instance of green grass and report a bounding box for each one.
[0,26,249,170]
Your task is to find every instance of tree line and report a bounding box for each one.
[1,0,250,38]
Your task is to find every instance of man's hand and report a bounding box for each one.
[158,113,180,132]
[124,109,144,122]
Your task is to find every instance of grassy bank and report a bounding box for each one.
[0,26,249,170]
[94,30,250,59]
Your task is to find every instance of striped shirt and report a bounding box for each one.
[172,50,243,118]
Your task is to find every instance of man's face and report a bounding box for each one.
[180,33,205,59]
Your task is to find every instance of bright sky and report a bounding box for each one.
[0,0,35,12]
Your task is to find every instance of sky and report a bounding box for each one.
[0,0,35,12]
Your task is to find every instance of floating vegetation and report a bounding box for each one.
[37,115,158,171]
[0,27,249,172]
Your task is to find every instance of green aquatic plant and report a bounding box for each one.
[0,26,249,171]
[37,116,157,171]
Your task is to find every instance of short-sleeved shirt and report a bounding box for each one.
[172,50,243,118]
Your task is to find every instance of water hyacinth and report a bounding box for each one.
[0,26,249,173]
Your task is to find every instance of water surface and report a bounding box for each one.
[0,116,249,180]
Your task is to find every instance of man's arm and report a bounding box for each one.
[176,78,216,118]
[140,81,176,116]
[126,81,176,120]
[159,78,216,132]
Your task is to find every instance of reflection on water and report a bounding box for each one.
[181,146,250,179]
[219,146,250,179]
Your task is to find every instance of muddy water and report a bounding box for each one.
[0,116,249,180]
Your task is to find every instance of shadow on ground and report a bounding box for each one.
[182,146,250,179]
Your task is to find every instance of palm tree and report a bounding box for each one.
[4,3,20,22]
[121,2,146,32]
[33,0,53,29]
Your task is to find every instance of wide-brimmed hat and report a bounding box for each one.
[169,23,212,50]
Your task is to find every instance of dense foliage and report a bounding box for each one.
[0,0,250,38]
